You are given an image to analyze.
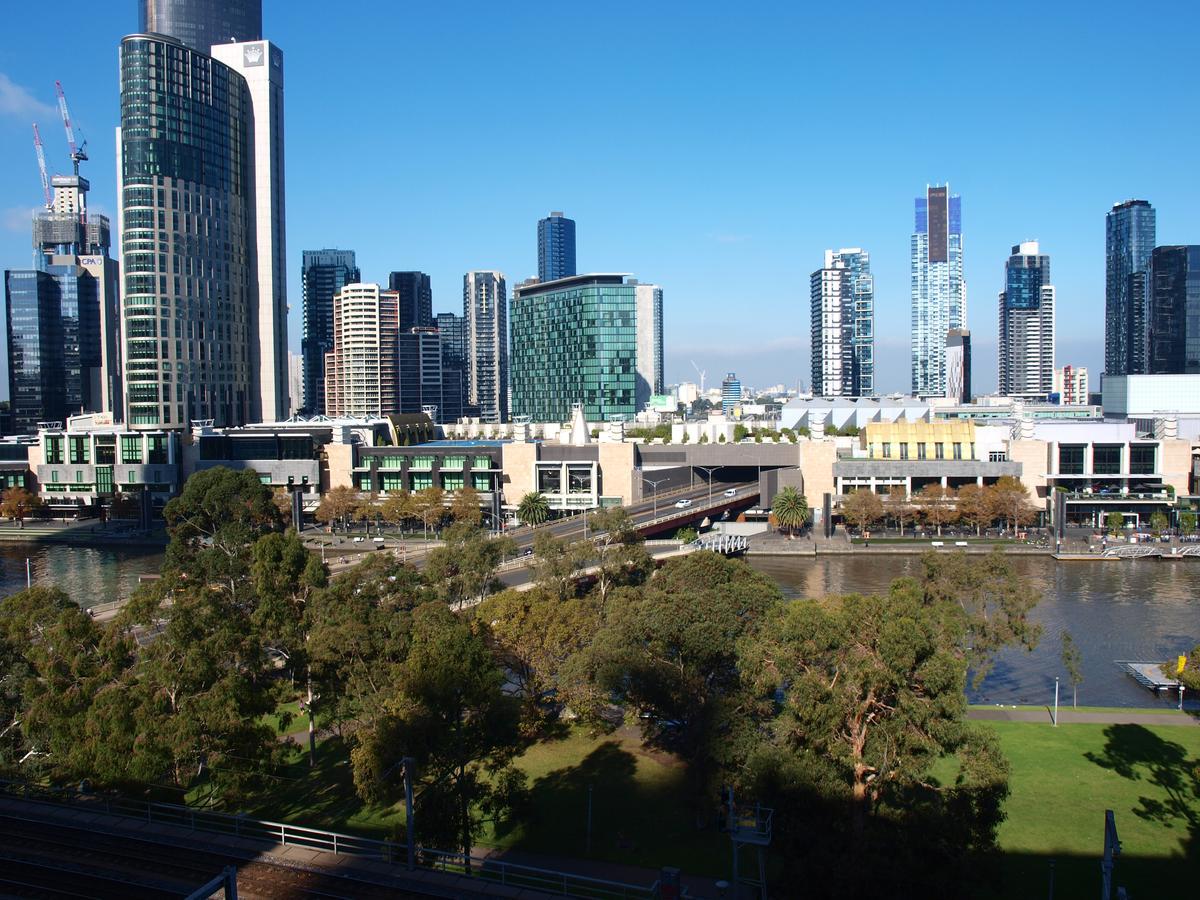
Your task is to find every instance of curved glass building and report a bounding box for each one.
[138,0,261,52]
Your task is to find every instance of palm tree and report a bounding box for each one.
[517,491,551,527]
[772,487,809,538]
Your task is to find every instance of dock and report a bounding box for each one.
[1117,660,1182,694]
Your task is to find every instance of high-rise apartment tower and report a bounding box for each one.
[323,284,399,418]
[998,241,1055,400]
[1148,245,1200,374]
[810,249,873,397]
[1105,199,1155,376]
[302,249,359,415]
[911,185,965,396]
[537,212,577,283]
[463,271,508,423]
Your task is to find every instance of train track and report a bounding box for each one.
[0,813,431,898]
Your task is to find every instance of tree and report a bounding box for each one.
[1105,511,1124,537]
[381,490,416,532]
[771,487,809,538]
[350,603,524,867]
[516,492,550,527]
[314,485,358,532]
[955,483,995,536]
[913,484,958,536]
[1180,510,1197,535]
[841,489,884,533]
[423,524,515,609]
[0,487,44,529]
[585,507,653,603]
[529,531,588,601]
[1148,510,1170,536]
[733,424,750,442]
[353,494,382,533]
[413,486,447,537]
[1060,631,1083,708]
[450,486,484,528]
[163,467,282,547]
[674,526,699,544]
[886,491,914,537]
[989,476,1037,532]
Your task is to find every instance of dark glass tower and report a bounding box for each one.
[139,0,261,51]
[998,242,1054,399]
[1105,199,1156,376]
[388,271,434,332]
[537,211,576,282]
[1148,246,1200,374]
[436,312,468,423]
[302,249,359,415]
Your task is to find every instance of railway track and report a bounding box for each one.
[0,813,428,899]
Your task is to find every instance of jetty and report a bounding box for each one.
[1117,660,1182,695]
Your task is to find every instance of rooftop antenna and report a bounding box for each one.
[55,80,88,176]
[31,124,51,209]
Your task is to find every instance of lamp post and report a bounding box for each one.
[643,475,668,521]
[1053,676,1060,726]
[696,465,724,508]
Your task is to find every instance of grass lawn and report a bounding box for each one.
[977,720,1199,899]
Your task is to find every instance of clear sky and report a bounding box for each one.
[1,0,1197,397]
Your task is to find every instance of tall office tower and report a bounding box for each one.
[138,0,261,52]
[463,271,508,423]
[1105,199,1155,376]
[510,275,663,422]
[398,328,445,418]
[537,212,577,282]
[998,241,1055,400]
[721,372,741,417]
[323,284,399,417]
[945,328,972,403]
[1053,365,1088,404]
[210,39,288,422]
[1147,245,1200,374]
[4,171,122,433]
[810,249,873,397]
[911,185,965,396]
[286,351,304,416]
[436,311,468,423]
[388,271,434,331]
[301,249,359,415]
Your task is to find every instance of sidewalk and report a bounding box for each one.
[968,707,1197,726]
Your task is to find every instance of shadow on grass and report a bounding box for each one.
[979,851,1193,899]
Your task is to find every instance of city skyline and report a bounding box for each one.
[1,1,1199,396]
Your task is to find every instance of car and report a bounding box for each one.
[674,498,693,509]
[723,488,737,497]
[352,536,365,543]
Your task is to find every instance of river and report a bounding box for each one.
[748,554,1200,710]
[0,544,165,609]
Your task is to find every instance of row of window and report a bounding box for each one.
[875,441,970,461]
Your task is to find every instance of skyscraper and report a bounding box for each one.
[388,271,434,332]
[463,271,508,423]
[397,328,444,418]
[1148,245,1200,374]
[1105,199,1155,376]
[436,311,468,423]
[537,212,577,283]
[138,0,261,52]
[722,372,741,417]
[302,249,359,415]
[945,329,972,403]
[911,185,965,396]
[323,284,399,418]
[510,274,663,422]
[1053,365,1088,404]
[998,241,1055,400]
[810,249,873,397]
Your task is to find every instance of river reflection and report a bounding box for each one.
[748,555,1200,710]
[0,544,165,609]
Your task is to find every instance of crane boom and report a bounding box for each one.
[55,80,87,175]
[32,123,51,209]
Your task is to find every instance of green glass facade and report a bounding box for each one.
[511,275,662,422]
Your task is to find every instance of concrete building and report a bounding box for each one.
[780,396,933,433]
[1102,374,1200,418]
[323,284,399,418]
[510,274,663,423]
[1054,365,1088,405]
[287,351,304,417]
[911,185,966,396]
[463,271,508,423]
[301,249,359,416]
[398,327,444,419]
[998,241,1054,401]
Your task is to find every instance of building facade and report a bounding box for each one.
[323,284,399,417]
[810,248,873,397]
[463,271,508,423]
[436,311,468,423]
[998,241,1055,400]
[388,271,434,332]
[1105,199,1155,376]
[138,0,261,52]
[510,274,663,422]
[537,211,576,283]
[1053,365,1088,405]
[945,328,972,403]
[301,249,359,415]
[722,372,741,417]
[1148,245,1200,374]
[911,185,965,396]
[398,327,444,418]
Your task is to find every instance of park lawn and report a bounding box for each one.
[976,720,1199,898]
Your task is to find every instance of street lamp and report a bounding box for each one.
[695,465,724,508]
[643,475,668,521]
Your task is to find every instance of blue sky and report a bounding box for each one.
[2,0,1198,396]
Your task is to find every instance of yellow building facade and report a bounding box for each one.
[862,420,978,462]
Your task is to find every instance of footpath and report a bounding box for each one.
[967,707,1197,726]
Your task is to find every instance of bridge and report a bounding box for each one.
[1103,545,1160,559]
[689,534,749,555]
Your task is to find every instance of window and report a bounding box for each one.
[472,474,492,491]
[44,436,64,465]
[69,436,90,464]
[952,442,962,460]
[358,476,372,491]
[148,435,169,464]
[441,473,465,491]
[472,456,492,470]
[378,455,404,469]
[74,471,83,484]
[882,442,892,459]
[989,451,1008,462]
[442,455,467,470]
[409,455,434,471]
[381,474,404,493]
[121,435,143,464]
[1129,444,1156,475]
[899,444,909,460]
[917,444,927,460]
[1058,445,1085,475]
[1092,445,1122,475]
[51,470,60,482]
[411,473,433,491]
[935,443,944,460]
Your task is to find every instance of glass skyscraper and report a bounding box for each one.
[721,373,741,417]
[510,275,662,423]
[463,272,508,423]
[138,0,261,52]
[810,248,873,397]
[302,249,359,415]
[1147,245,1200,374]
[388,271,434,332]
[436,311,468,423]
[1105,199,1156,376]
[998,242,1055,400]
[910,185,965,396]
[537,212,577,283]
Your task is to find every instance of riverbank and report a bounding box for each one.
[0,520,167,547]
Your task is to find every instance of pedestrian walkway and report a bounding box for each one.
[968,707,1197,726]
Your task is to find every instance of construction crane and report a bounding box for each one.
[31,123,51,209]
[690,360,707,394]
[55,80,87,176]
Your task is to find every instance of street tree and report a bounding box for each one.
[840,489,884,533]
[989,476,1037,533]
[162,467,282,548]
[0,487,44,529]
[1148,510,1170,535]
[314,485,358,533]
[914,483,958,536]
[886,491,914,537]
[1105,511,1124,537]
[1179,510,1197,535]
[529,531,588,601]
[413,486,447,536]
[771,487,809,538]
[1060,631,1083,707]
[450,486,484,528]
[585,507,654,603]
[381,490,415,532]
[423,524,515,609]
[516,492,550,527]
[955,483,995,536]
